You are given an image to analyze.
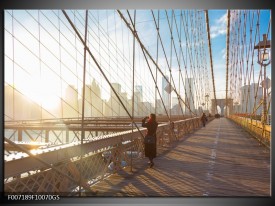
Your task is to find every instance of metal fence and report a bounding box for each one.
[5,117,201,195]
[228,115,271,148]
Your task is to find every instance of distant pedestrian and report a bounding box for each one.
[142,113,158,168]
[200,112,207,127]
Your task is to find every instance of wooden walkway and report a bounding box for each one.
[91,118,270,196]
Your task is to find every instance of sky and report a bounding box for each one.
[4,9,271,115]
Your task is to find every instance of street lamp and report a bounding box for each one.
[234,101,239,114]
[202,103,205,112]
[254,34,271,125]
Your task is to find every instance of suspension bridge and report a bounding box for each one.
[4,9,271,196]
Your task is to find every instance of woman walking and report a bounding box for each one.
[200,112,207,127]
[142,113,158,168]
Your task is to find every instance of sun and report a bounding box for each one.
[39,91,60,111]
[18,74,60,111]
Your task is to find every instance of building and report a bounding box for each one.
[185,78,195,115]
[90,80,103,117]
[105,83,121,116]
[239,83,263,115]
[5,84,46,120]
[162,75,169,109]
[105,83,130,117]
[155,99,165,115]
[135,85,143,102]
[64,84,79,118]
[172,97,179,108]
[134,90,142,116]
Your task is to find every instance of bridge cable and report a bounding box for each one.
[62,10,146,139]
[205,10,218,114]
[125,10,172,121]
[190,11,201,114]
[118,10,196,117]
[149,10,195,116]
[83,10,145,118]
[190,11,204,114]
[130,9,136,173]
[182,11,198,115]
[79,9,88,195]
[200,11,211,111]
[150,10,184,117]
[225,10,230,116]
[164,10,186,118]
[176,11,194,116]
[184,10,208,116]
[155,10,160,116]
[229,10,271,139]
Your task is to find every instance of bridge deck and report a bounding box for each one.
[90,118,270,196]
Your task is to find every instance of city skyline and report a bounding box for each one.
[6,77,270,121]
[4,9,271,121]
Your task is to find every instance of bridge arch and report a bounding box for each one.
[211,99,233,116]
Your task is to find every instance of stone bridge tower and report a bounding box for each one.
[211,98,233,116]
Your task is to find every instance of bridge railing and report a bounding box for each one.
[4,115,194,144]
[228,115,270,148]
[4,117,201,195]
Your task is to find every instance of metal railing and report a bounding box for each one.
[228,115,271,148]
[4,117,202,195]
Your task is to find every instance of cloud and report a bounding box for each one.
[210,13,227,39]
[221,48,226,59]
[217,12,227,24]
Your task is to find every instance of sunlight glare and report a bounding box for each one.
[18,73,60,110]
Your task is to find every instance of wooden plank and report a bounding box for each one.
[90,118,270,196]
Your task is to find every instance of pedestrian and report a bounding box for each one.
[200,112,207,127]
[142,113,158,168]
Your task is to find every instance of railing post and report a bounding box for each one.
[66,130,69,143]
[45,130,49,143]
[18,129,22,142]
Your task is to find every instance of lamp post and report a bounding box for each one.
[254,34,271,126]
[234,102,239,114]
[202,103,205,112]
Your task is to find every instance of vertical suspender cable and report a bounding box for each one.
[38,11,42,119]
[155,10,160,116]
[178,10,181,120]
[62,10,145,139]
[225,10,230,116]
[12,11,15,120]
[58,11,64,120]
[169,10,173,120]
[74,12,81,119]
[126,11,172,121]
[131,10,136,173]
[153,10,185,117]
[79,10,88,195]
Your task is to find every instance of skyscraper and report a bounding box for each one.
[185,78,195,115]
[162,75,169,109]
[240,83,263,115]
[91,79,103,117]
[172,97,178,107]
[135,85,143,102]
[64,84,78,118]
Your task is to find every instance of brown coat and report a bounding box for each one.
[200,113,207,126]
[142,118,158,158]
